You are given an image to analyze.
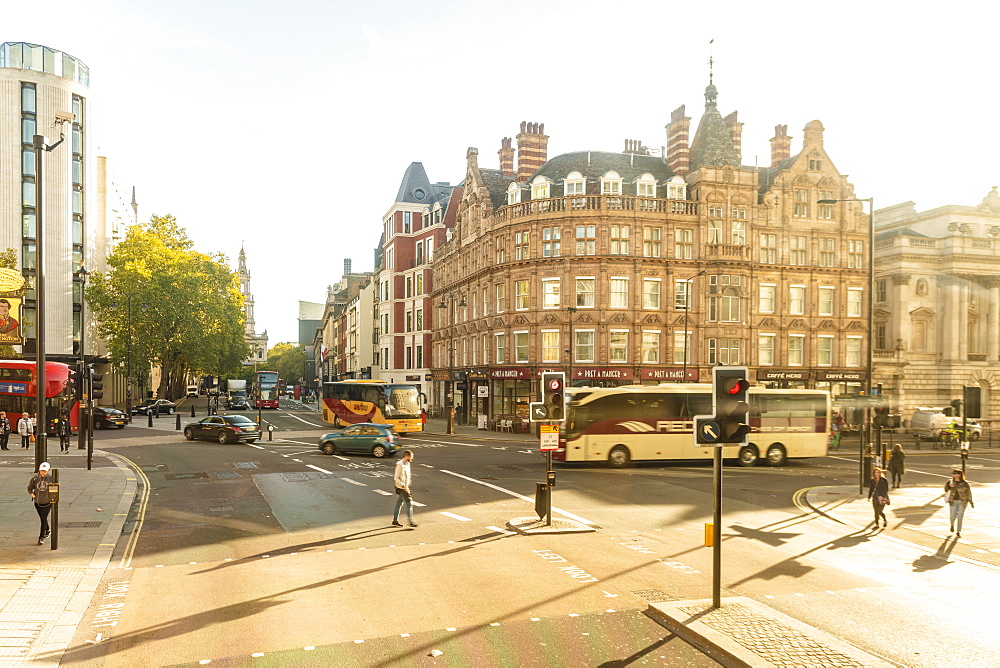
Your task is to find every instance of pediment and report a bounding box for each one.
[610,312,630,324]
[642,313,661,324]
[873,308,893,319]
[541,314,558,324]
[789,319,808,329]
[818,320,836,330]
[576,313,595,324]
[792,174,813,186]
[909,307,935,319]
[672,314,687,325]
[758,317,779,328]
[512,314,530,326]
[494,317,506,328]
[846,320,867,330]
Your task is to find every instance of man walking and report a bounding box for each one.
[17,413,32,449]
[28,462,53,545]
[57,416,70,453]
[392,450,417,528]
[0,411,10,450]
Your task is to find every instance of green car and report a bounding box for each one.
[319,423,400,458]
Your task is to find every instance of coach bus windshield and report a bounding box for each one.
[384,385,421,418]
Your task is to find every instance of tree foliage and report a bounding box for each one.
[263,342,308,385]
[86,215,249,399]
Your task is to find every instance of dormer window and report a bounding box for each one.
[506,182,521,205]
[530,176,550,199]
[600,171,622,196]
[667,175,686,200]
[564,171,585,209]
[808,158,822,171]
[636,173,656,198]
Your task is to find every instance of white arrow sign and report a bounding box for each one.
[700,422,718,440]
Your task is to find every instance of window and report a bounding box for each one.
[732,206,748,220]
[405,311,412,332]
[542,227,561,257]
[542,330,560,363]
[674,280,690,310]
[495,283,506,312]
[507,183,521,205]
[708,220,721,244]
[483,287,488,316]
[874,322,887,350]
[576,277,595,308]
[610,330,628,362]
[809,159,823,171]
[642,279,661,309]
[601,174,622,195]
[637,178,656,198]
[382,347,390,369]
[405,276,413,298]
[708,204,725,218]
[514,331,529,362]
[672,331,690,364]
[846,336,862,366]
[482,334,489,363]
[818,287,834,316]
[495,236,506,263]
[819,238,835,267]
[875,279,886,303]
[531,177,550,199]
[415,274,423,295]
[709,338,741,365]
[818,191,834,219]
[642,331,660,362]
[759,284,776,313]
[575,330,595,362]
[848,240,864,268]
[643,227,661,257]
[788,335,805,366]
[495,333,506,364]
[667,177,686,200]
[416,344,423,368]
[405,346,412,369]
[426,239,433,262]
[515,280,529,310]
[515,231,529,260]
[675,229,693,259]
[790,236,808,265]
[758,334,775,366]
[847,288,863,317]
[542,278,560,309]
[403,211,412,233]
[610,225,629,254]
[565,173,586,208]
[381,313,389,335]
[610,278,629,308]
[793,190,810,217]
[711,287,740,322]
[760,234,777,263]
[415,308,423,330]
[575,225,596,255]
[789,286,806,315]
[731,220,746,245]
[818,335,834,366]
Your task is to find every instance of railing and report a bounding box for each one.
[493,195,698,223]
[703,244,750,260]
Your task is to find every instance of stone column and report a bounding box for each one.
[940,275,961,362]
[987,279,1000,362]
[890,273,911,354]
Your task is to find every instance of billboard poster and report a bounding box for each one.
[0,295,23,346]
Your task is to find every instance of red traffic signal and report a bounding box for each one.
[713,367,751,444]
[541,372,566,421]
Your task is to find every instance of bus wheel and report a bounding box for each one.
[765,445,787,467]
[607,446,631,468]
[737,445,759,467]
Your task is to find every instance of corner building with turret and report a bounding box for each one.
[430,84,871,426]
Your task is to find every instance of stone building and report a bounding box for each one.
[873,188,1000,421]
[236,247,268,366]
[430,81,871,426]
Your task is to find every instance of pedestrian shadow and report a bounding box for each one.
[727,526,872,588]
[826,528,876,549]
[890,493,946,529]
[725,523,800,547]
[912,536,958,572]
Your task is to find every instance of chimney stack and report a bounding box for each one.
[344,258,352,275]
[623,139,646,155]
[724,111,744,163]
[516,121,549,182]
[665,105,691,176]
[769,125,792,167]
[498,137,515,177]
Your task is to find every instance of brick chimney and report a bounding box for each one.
[665,105,691,176]
[769,124,792,167]
[623,139,646,155]
[516,122,549,182]
[723,111,744,163]
[498,137,515,177]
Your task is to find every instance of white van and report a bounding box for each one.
[186,385,199,397]
[909,408,982,440]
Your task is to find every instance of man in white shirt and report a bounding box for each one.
[392,450,416,527]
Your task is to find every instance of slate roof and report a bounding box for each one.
[508,151,676,199]
[688,83,740,171]
[394,162,452,207]
[480,168,518,209]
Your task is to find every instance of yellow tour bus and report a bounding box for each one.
[321,380,424,433]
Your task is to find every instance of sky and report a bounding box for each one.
[8,0,1000,345]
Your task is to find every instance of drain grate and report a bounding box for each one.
[165,472,210,480]
[213,471,242,479]
[632,589,675,603]
[59,521,103,529]
[281,472,309,482]
[231,462,260,469]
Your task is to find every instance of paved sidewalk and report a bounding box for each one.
[0,449,136,666]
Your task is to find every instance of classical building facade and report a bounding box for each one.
[873,190,1000,420]
[431,83,871,425]
[236,247,268,366]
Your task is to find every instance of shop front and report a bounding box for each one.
[638,368,701,384]
[757,369,810,389]
[489,367,533,426]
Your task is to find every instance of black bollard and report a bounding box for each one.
[147,412,153,427]
[267,424,273,442]
[191,404,196,418]
[175,414,181,430]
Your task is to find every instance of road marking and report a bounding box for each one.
[441,512,471,521]
[247,444,266,450]
[114,453,151,570]
[412,501,426,507]
[282,412,326,427]
[306,464,333,474]
[343,478,367,486]
[373,489,393,496]
[293,459,302,462]
[440,469,596,525]
[487,525,516,535]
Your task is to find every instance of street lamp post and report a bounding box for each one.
[819,196,874,493]
[437,291,466,435]
[681,270,708,383]
[76,267,89,450]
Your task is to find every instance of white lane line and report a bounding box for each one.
[440,512,471,521]
[343,479,367,487]
[441,469,595,525]
[487,525,516,535]
[373,489,393,496]
[306,464,333,474]
[282,412,326,427]
[247,444,266,450]
[412,501,426,507]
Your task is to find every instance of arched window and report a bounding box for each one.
[530,176,550,200]
[506,182,521,205]
[667,175,686,200]
[600,171,622,196]
[564,171,586,209]
[720,287,740,322]
[636,173,656,198]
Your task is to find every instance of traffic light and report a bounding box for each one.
[873,403,889,428]
[948,398,963,417]
[541,372,566,421]
[91,372,104,400]
[713,366,751,444]
[68,364,81,399]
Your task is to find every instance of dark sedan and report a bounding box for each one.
[319,423,400,458]
[130,399,176,415]
[93,407,127,429]
[184,415,260,444]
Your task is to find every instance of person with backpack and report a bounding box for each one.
[27,462,53,545]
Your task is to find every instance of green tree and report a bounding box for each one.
[86,215,250,399]
[263,342,308,385]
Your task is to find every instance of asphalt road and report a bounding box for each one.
[57,400,1000,666]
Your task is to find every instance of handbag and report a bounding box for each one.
[29,434,35,443]
[945,491,953,504]
[878,496,890,505]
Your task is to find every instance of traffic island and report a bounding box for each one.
[506,517,596,534]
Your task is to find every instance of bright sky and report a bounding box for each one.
[9,1,1000,345]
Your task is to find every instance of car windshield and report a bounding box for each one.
[224,416,256,424]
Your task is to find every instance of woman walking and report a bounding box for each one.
[868,467,890,528]
[27,462,52,545]
[887,443,906,488]
[945,469,975,537]
[17,413,32,449]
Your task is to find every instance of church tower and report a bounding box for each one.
[237,246,268,365]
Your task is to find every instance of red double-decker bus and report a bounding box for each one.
[0,360,80,432]
[253,371,280,409]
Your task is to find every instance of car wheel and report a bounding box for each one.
[321,442,336,455]
[607,445,631,468]
[738,445,759,467]
[970,432,981,441]
[765,444,787,467]
[218,432,230,444]
[372,445,387,458]
[95,421,105,430]
[184,428,195,441]
[245,439,257,444]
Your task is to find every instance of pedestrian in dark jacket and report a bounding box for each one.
[887,443,906,488]
[945,469,975,537]
[57,417,71,452]
[0,412,10,450]
[868,467,890,528]
[28,462,52,545]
